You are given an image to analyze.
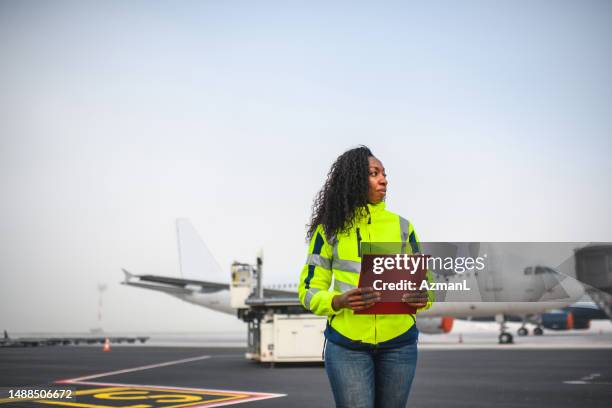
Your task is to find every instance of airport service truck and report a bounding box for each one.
[230,260,326,363]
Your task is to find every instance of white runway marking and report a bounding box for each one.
[53,354,285,406]
[60,381,286,407]
[57,354,212,382]
[65,380,285,399]
[564,373,612,385]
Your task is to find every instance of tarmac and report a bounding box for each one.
[0,321,612,408]
[1,336,612,408]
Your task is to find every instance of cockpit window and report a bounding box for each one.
[532,266,557,275]
[525,266,559,275]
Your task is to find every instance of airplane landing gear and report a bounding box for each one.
[533,326,544,335]
[518,316,529,336]
[496,314,514,344]
[499,332,514,344]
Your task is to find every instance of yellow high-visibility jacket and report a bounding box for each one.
[298,202,434,348]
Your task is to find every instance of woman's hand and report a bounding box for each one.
[332,287,381,312]
[401,289,429,309]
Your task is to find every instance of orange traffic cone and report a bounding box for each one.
[103,338,111,352]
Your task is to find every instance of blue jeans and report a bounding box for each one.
[324,340,418,408]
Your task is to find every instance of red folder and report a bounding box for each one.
[355,254,427,315]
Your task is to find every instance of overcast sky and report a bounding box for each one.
[1,0,610,333]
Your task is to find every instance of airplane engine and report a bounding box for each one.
[416,317,454,334]
[541,311,574,330]
[572,318,591,330]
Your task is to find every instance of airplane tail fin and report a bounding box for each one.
[122,268,135,281]
[176,219,225,282]
[4,330,8,339]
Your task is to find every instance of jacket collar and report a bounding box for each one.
[367,201,386,214]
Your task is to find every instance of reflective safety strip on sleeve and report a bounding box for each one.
[334,280,356,293]
[306,254,332,270]
[304,288,321,309]
[305,233,325,289]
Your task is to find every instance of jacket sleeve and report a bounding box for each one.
[408,222,435,313]
[298,225,342,316]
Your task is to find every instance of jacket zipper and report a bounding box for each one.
[356,227,362,257]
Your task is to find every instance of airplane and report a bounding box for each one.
[466,299,609,335]
[122,220,595,344]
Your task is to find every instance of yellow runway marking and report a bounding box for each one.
[3,385,254,408]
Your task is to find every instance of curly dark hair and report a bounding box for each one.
[307,145,374,239]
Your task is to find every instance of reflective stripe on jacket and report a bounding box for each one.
[298,201,434,345]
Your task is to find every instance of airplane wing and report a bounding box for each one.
[122,269,229,294]
[262,288,297,298]
[123,269,296,298]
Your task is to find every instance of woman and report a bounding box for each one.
[298,145,433,408]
